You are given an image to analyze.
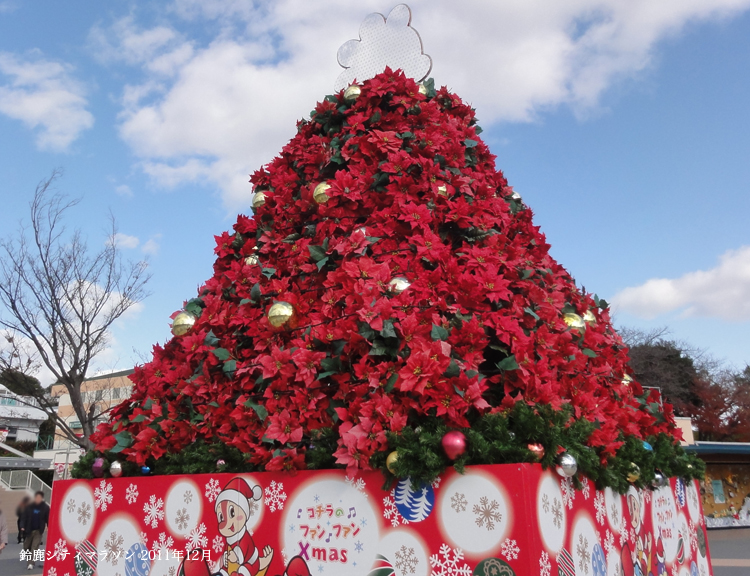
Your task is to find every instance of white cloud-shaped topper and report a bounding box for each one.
[335,4,432,91]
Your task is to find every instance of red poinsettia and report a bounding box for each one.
[92,69,679,473]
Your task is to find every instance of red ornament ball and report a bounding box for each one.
[528,443,545,461]
[441,431,467,460]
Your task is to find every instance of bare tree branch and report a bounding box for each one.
[0,171,151,447]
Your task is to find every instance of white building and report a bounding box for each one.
[0,384,48,442]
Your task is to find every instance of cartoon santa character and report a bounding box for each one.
[215,477,273,576]
[654,534,667,576]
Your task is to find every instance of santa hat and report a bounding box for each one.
[282,557,311,576]
[655,535,665,561]
[215,477,263,519]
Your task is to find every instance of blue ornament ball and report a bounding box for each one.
[141,466,151,475]
[643,441,653,451]
[124,542,150,576]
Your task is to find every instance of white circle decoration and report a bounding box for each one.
[438,469,510,557]
[604,488,623,533]
[96,514,142,576]
[536,471,566,553]
[378,529,429,576]
[60,483,96,543]
[166,478,203,538]
[651,486,679,564]
[282,476,379,576]
[571,514,598,576]
[685,481,701,524]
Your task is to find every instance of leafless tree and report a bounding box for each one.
[0,171,150,448]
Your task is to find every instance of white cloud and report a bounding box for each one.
[111,232,140,249]
[115,184,134,198]
[612,246,750,321]
[0,51,94,151]
[141,235,161,255]
[108,0,750,209]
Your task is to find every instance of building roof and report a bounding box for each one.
[684,441,750,455]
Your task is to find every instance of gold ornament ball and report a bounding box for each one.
[343,85,361,101]
[268,301,297,329]
[622,374,633,386]
[417,83,428,96]
[437,184,449,197]
[583,310,596,324]
[313,182,331,204]
[171,311,196,336]
[251,189,267,210]
[245,250,260,266]
[388,276,411,295]
[627,463,641,483]
[386,451,399,474]
[563,312,585,330]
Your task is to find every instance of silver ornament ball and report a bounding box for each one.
[109,460,123,478]
[555,452,578,478]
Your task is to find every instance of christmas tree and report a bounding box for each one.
[84,7,701,493]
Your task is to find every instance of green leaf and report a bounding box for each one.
[250,283,262,302]
[384,373,398,393]
[308,244,328,262]
[582,348,598,358]
[114,431,132,447]
[130,414,146,423]
[496,355,519,371]
[358,322,377,340]
[464,138,478,148]
[261,267,276,279]
[316,257,329,271]
[245,400,268,422]
[381,319,397,339]
[430,323,449,341]
[524,307,540,321]
[321,357,341,373]
[212,348,231,361]
[444,360,460,378]
[223,359,237,374]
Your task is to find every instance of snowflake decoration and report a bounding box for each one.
[248,498,259,517]
[603,530,615,559]
[618,520,628,548]
[576,534,590,575]
[77,502,91,525]
[539,551,551,576]
[594,492,605,525]
[66,498,76,513]
[473,496,502,531]
[169,568,176,576]
[581,477,591,500]
[103,531,124,565]
[429,544,471,576]
[541,493,550,514]
[501,539,520,561]
[186,523,208,552]
[431,476,442,490]
[48,569,57,576]
[212,535,224,555]
[175,508,190,531]
[671,564,679,576]
[183,490,193,504]
[450,492,467,513]
[151,532,174,555]
[355,541,364,553]
[395,545,419,575]
[125,484,139,505]
[143,494,165,528]
[642,489,652,505]
[561,478,575,510]
[345,476,368,497]
[689,521,697,552]
[95,480,113,511]
[52,538,69,562]
[205,478,221,503]
[139,532,148,545]
[383,491,408,527]
[610,502,620,527]
[552,497,563,529]
[264,480,287,512]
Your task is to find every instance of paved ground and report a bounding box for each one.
[0,532,44,576]
[0,528,746,575]
[707,528,750,576]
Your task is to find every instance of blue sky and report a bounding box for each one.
[0,0,748,382]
